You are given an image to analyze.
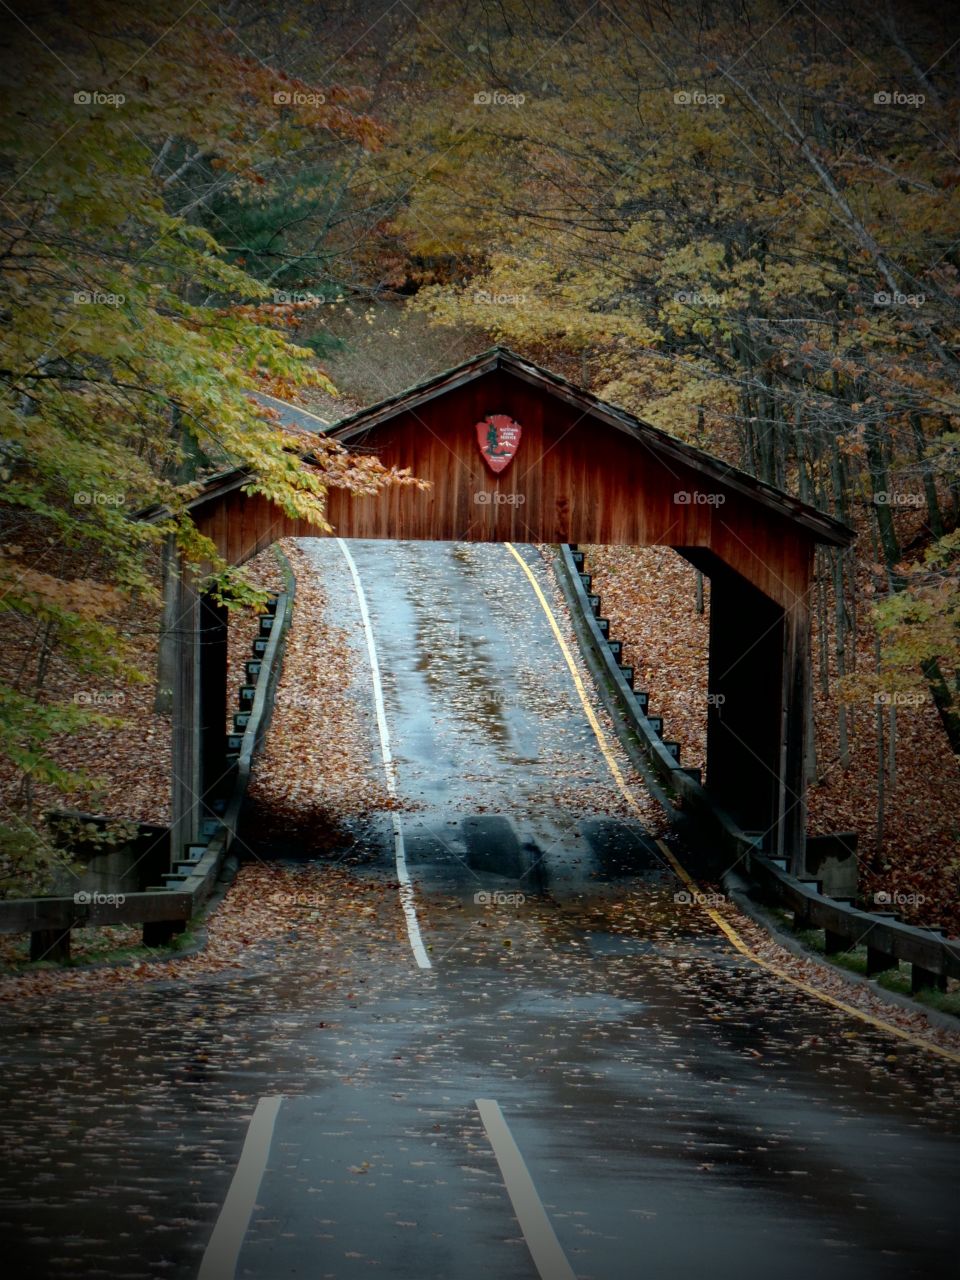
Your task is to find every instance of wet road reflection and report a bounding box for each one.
[0,541,957,1279]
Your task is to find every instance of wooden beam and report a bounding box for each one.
[171,559,202,858]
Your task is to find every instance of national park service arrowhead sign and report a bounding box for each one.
[476,414,522,474]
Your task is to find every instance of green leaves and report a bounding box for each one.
[0,2,401,851]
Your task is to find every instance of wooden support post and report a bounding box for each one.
[199,590,229,810]
[171,560,202,860]
[154,534,178,715]
[29,927,71,962]
[704,565,782,839]
[780,591,812,875]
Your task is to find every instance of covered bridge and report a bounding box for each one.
[166,346,854,870]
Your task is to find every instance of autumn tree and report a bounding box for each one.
[0,0,416,888]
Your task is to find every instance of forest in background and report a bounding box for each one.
[0,0,957,897]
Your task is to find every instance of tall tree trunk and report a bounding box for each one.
[911,413,944,539]
[921,658,960,753]
[865,419,902,579]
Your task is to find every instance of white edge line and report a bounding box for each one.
[476,1098,577,1280]
[198,1095,282,1280]
[253,390,330,427]
[335,537,432,969]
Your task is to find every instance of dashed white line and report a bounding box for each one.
[476,1097,577,1280]
[336,537,432,969]
[198,1095,282,1280]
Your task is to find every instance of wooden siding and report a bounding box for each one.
[194,368,815,610]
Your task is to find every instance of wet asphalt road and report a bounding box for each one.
[1,540,959,1280]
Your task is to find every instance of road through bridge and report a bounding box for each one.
[1,538,958,1279]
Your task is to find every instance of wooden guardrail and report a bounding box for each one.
[0,548,296,963]
[554,542,959,995]
[748,853,960,993]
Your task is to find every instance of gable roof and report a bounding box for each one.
[170,345,854,547]
[328,346,853,547]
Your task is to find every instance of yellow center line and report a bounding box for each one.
[504,541,960,1066]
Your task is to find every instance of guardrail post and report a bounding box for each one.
[29,927,71,962]
[910,963,947,994]
[866,941,899,977]
[824,927,848,955]
[143,918,187,947]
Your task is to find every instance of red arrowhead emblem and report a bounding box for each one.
[476,414,522,474]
